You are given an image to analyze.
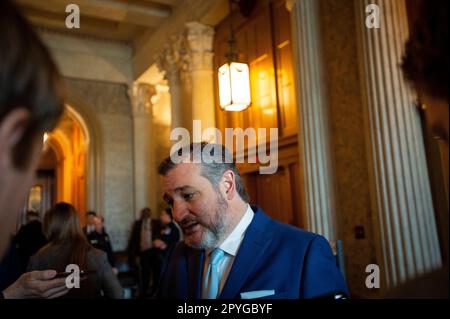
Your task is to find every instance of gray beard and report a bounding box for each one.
[188,191,229,250]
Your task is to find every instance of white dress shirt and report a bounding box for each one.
[201,204,254,298]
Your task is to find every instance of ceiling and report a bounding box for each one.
[14,0,180,44]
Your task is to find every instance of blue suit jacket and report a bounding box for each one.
[158,206,349,299]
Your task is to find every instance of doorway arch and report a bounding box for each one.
[42,92,103,223]
[22,91,103,228]
[64,92,104,219]
[44,106,89,223]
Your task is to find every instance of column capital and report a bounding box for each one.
[185,21,215,71]
[128,82,156,116]
[156,35,189,82]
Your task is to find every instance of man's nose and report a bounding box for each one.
[172,200,188,223]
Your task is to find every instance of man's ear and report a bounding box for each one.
[0,108,30,168]
[221,170,236,200]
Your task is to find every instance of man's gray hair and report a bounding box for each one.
[158,142,249,202]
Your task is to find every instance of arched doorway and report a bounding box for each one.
[23,104,93,226]
[46,108,87,223]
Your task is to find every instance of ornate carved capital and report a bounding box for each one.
[154,22,214,86]
[128,82,156,116]
[185,21,215,71]
[156,34,190,83]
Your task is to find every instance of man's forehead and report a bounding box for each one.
[162,162,201,190]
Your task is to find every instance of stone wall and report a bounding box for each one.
[66,78,135,252]
[39,29,132,84]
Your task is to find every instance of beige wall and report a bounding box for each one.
[66,78,134,252]
[40,28,170,252]
[39,29,133,84]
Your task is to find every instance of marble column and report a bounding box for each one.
[286,0,336,241]
[355,0,441,288]
[185,21,216,135]
[157,38,184,132]
[129,82,157,219]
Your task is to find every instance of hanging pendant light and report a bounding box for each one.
[218,0,251,111]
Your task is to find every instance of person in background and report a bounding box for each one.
[91,216,118,274]
[128,207,159,298]
[150,208,181,295]
[83,211,97,235]
[0,210,47,290]
[155,208,181,250]
[15,210,48,273]
[0,0,68,299]
[0,236,24,293]
[28,202,123,299]
[83,212,117,274]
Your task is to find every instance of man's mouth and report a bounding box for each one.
[182,221,200,235]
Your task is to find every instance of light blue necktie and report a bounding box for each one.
[203,248,225,299]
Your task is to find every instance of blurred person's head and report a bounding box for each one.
[93,216,104,233]
[160,208,173,225]
[402,0,449,141]
[158,142,248,250]
[42,202,91,268]
[26,210,40,223]
[85,211,97,226]
[0,0,64,258]
[140,207,151,220]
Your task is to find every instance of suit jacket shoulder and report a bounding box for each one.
[158,206,348,299]
[265,217,320,248]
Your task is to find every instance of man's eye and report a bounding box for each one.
[183,193,194,201]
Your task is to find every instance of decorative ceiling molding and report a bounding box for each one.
[36,26,131,47]
[133,0,228,78]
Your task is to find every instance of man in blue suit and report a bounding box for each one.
[157,142,348,299]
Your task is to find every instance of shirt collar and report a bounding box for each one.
[216,204,254,257]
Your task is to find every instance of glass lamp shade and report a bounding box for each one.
[218,62,251,111]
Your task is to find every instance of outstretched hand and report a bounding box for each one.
[2,270,70,299]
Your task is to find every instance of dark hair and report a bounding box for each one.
[0,0,64,169]
[158,142,249,202]
[42,202,92,269]
[140,207,151,219]
[402,0,449,101]
[85,211,97,217]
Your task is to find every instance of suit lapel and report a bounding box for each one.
[219,208,272,299]
[186,247,205,299]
